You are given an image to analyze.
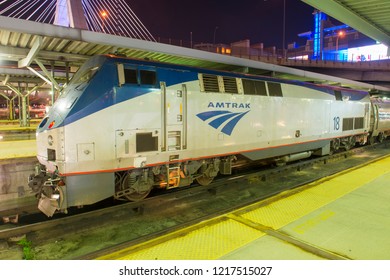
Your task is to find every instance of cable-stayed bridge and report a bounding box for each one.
[0,0,155,41]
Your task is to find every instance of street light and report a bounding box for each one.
[100,10,108,33]
[335,30,344,52]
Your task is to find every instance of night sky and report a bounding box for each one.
[127,0,316,49]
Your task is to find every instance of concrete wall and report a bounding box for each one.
[0,157,37,202]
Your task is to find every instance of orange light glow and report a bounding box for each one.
[100,11,108,18]
[48,120,55,129]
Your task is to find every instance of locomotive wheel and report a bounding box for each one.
[345,136,356,150]
[330,138,340,154]
[196,174,214,186]
[121,172,152,201]
[124,187,151,201]
[343,136,354,151]
[377,133,385,143]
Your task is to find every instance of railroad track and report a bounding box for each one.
[0,142,389,259]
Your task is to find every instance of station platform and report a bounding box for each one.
[0,121,37,159]
[98,154,390,260]
[0,140,36,159]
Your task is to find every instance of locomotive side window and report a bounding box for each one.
[140,70,157,85]
[267,82,283,97]
[242,79,267,96]
[117,64,157,87]
[124,69,138,84]
[335,90,342,101]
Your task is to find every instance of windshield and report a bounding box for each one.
[73,66,99,85]
[68,55,107,88]
[60,66,100,98]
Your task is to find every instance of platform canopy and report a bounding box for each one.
[302,0,390,54]
[0,15,389,92]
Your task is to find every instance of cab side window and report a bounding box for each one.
[118,63,157,87]
[140,70,157,85]
[124,69,137,84]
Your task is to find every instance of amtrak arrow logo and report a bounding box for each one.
[196,110,250,136]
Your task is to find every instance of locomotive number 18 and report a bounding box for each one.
[333,116,340,130]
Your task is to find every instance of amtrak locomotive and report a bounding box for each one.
[28,54,390,217]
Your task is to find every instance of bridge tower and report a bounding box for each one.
[54,0,88,30]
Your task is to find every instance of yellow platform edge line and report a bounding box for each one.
[97,216,232,260]
[97,153,390,260]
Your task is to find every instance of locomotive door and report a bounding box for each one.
[368,103,379,136]
[160,82,188,152]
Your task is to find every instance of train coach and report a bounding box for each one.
[28,54,390,217]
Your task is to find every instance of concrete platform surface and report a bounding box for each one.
[0,140,36,159]
[98,154,390,260]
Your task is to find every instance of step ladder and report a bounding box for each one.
[167,131,181,151]
[167,164,181,189]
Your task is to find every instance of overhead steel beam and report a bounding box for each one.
[0,45,90,63]
[5,82,22,97]
[34,59,61,90]
[301,0,390,51]
[0,67,66,78]
[18,36,43,68]
[27,66,54,86]
[2,74,10,85]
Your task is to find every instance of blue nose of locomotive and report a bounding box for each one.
[36,56,107,133]
[36,87,79,133]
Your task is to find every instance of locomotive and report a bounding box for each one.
[28,54,390,217]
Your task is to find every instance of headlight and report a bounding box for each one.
[48,135,54,146]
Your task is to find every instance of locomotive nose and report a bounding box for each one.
[37,110,64,133]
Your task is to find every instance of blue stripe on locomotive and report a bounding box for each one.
[43,55,369,130]
[58,56,199,127]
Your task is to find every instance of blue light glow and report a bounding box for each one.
[313,11,327,60]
